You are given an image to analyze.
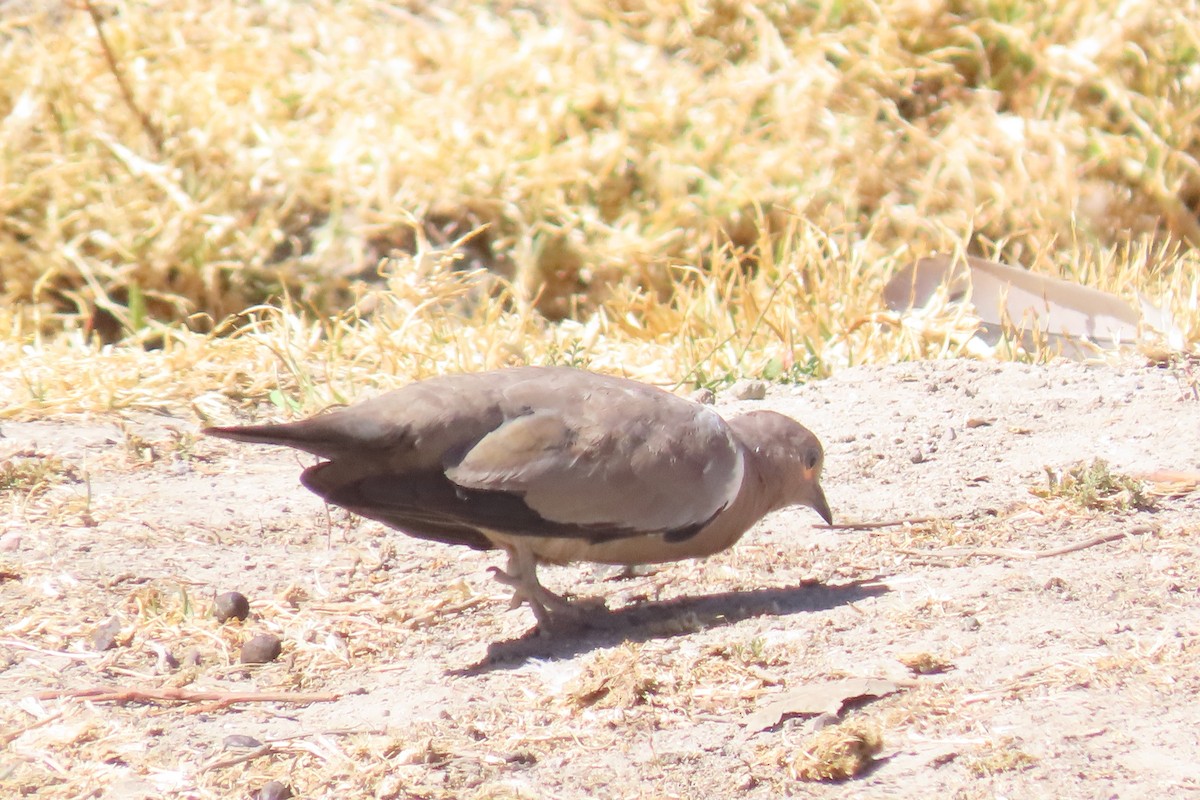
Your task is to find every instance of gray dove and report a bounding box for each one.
[204,367,831,629]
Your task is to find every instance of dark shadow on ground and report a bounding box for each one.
[451,577,890,675]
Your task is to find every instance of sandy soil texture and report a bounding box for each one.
[2,359,1198,799]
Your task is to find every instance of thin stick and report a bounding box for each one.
[82,0,164,154]
[0,710,65,747]
[0,639,103,660]
[898,530,1130,562]
[201,744,274,772]
[33,686,351,706]
[819,516,940,531]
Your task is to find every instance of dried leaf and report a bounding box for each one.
[883,256,1176,359]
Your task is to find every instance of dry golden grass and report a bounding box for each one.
[0,0,1198,418]
[783,720,883,781]
[966,738,1039,777]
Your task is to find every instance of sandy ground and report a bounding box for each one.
[2,358,1198,799]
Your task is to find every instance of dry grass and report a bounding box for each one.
[2,3,1199,791]
[966,738,1039,777]
[0,0,1198,419]
[783,720,883,782]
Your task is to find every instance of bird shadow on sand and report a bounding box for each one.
[451,577,889,675]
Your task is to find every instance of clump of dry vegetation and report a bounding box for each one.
[1036,458,1156,511]
[783,721,883,781]
[0,0,1197,419]
[566,645,663,709]
[898,651,954,675]
[967,738,1039,776]
[0,451,81,499]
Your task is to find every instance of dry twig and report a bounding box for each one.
[898,530,1133,563]
[33,686,354,709]
[820,517,940,531]
[0,711,65,747]
[82,0,164,153]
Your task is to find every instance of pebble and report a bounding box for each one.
[224,734,265,749]
[255,780,293,800]
[240,633,282,664]
[90,616,122,651]
[214,591,251,623]
[728,379,768,400]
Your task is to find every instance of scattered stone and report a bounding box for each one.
[689,387,716,405]
[240,633,282,664]
[214,591,250,622]
[224,734,265,749]
[255,780,293,800]
[592,563,658,581]
[90,616,123,651]
[911,449,926,464]
[965,417,994,428]
[0,530,21,551]
[729,379,768,400]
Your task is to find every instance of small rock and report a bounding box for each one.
[961,616,981,631]
[223,734,264,749]
[910,449,926,464]
[728,379,768,400]
[689,388,716,405]
[0,530,21,551]
[1043,577,1069,593]
[811,711,840,731]
[240,633,282,664]
[256,780,293,800]
[214,591,250,622]
[592,563,657,581]
[90,616,123,651]
[965,417,994,429]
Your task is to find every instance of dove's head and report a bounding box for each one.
[727,410,832,525]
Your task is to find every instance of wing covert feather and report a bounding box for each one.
[447,386,744,533]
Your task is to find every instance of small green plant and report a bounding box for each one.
[727,636,769,665]
[268,388,304,414]
[0,453,81,498]
[1035,459,1155,511]
[120,424,158,463]
[167,429,199,461]
[761,355,822,383]
[544,338,591,369]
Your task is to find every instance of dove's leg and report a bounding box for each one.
[489,543,583,630]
